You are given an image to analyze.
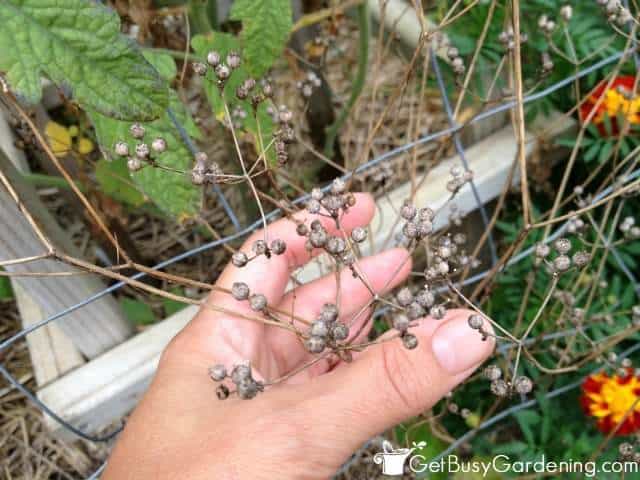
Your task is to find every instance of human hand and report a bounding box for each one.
[103,193,494,480]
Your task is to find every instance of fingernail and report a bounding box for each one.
[432,313,493,374]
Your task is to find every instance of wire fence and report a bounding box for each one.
[1,38,638,479]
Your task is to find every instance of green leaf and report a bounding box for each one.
[230,0,292,77]
[515,410,540,446]
[162,287,188,316]
[0,0,168,121]
[0,275,13,300]
[142,50,178,81]
[192,33,276,166]
[90,90,202,219]
[120,297,156,326]
[95,157,147,207]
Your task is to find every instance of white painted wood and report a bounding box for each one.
[0,108,29,173]
[13,283,84,386]
[38,305,196,440]
[37,114,574,439]
[368,0,449,60]
[0,151,133,359]
[0,110,85,383]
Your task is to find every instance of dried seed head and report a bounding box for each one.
[306,198,321,214]
[252,239,268,256]
[572,251,590,268]
[491,379,509,397]
[415,289,435,308]
[296,223,308,236]
[351,226,367,243]
[237,378,262,399]
[320,303,339,323]
[278,107,293,124]
[130,123,145,139]
[467,314,483,330]
[430,305,447,320]
[402,333,419,350]
[513,375,533,394]
[396,287,414,307]
[135,143,150,159]
[151,137,167,153]
[305,335,326,353]
[192,62,208,76]
[231,364,252,384]
[325,236,346,255]
[403,222,419,239]
[191,169,205,185]
[436,261,450,275]
[226,51,241,69]
[407,302,425,320]
[484,364,502,381]
[331,322,349,341]
[127,157,143,172]
[216,384,230,400]
[331,178,346,194]
[309,229,327,248]
[207,51,221,67]
[310,320,329,338]
[417,221,433,237]
[262,81,274,97]
[400,201,417,220]
[535,243,550,258]
[249,293,267,311]
[209,364,227,382]
[231,251,248,267]
[270,239,286,255]
[311,187,324,201]
[560,4,573,21]
[554,238,572,254]
[447,46,459,60]
[236,86,249,100]
[553,255,572,273]
[114,141,129,156]
[231,282,250,301]
[215,64,231,80]
[393,314,410,332]
[619,442,635,457]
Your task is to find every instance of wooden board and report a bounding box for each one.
[0,144,133,359]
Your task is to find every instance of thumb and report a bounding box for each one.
[302,308,494,454]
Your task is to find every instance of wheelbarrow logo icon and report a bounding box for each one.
[373,440,427,476]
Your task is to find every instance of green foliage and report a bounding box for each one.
[192,33,276,165]
[95,157,147,208]
[229,0,292,77]
[91,52,201,219]
[120,297,156,326]
[0,275,13,300]
[0,0,168,121]
[162,287,189,316]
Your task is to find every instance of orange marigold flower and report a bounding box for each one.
[579,75,640,136]
[581,368,640,435]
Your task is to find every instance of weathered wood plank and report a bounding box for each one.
[0,150,133,359]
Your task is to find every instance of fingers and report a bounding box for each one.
[296,309,494,452]
[170,194,376,374]
[210,193,376,310]
[268,248,412,376]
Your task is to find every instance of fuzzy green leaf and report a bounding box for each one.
[95,157,147,208]
[192,33,276,166]
[0,0,168,120]
[229,0,292,77]
[91,52,200,219]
